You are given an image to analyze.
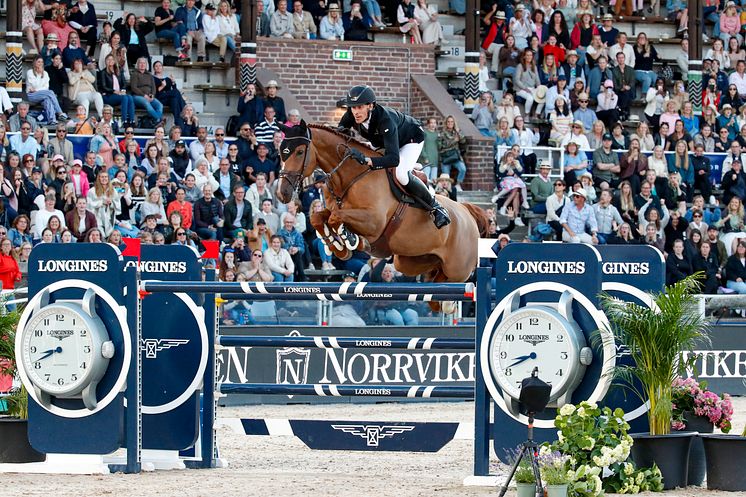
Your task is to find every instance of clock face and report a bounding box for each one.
[489,308,578,400]
[21,305,95,396]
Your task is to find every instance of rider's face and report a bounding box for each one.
[351,103,373,124]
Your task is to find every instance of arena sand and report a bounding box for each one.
[4,398,746,497]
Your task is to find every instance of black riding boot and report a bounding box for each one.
[404,172,451,229]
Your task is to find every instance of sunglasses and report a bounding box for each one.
[253,253,263,257]
[215,133,225,137]
[21,127,31,131]
[57,130,66,133]
[125,131,134,135]
[579,99,589,103]
[24,159,34,163]
[57,171,67,175]
[177,232,186,236]
[693,214,702,218]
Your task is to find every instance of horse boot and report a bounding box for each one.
[404,172,451,229]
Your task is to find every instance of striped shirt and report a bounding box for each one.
[254,119,279,144]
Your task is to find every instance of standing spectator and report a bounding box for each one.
[612,52,635,121]
[419,117,439,182]
[471,91,497,137]
[237,83,265,128]
[175,0,207,62]
[155,0,188,59]
[262,80,287,122]
[270,0,294,38]
[115,12,153,67]
[438,115,467,190]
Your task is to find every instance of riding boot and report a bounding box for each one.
[404,172,451,229]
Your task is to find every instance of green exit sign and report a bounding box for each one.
[332,49,353,61]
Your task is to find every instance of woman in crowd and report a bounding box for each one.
[613,180,639,230]
[498,35,521,88]
[397,0,423,44]
[98,54,136,127]
[666,239,693,285]
[152,61,187,127]
[644,78,667,133]
[726,241,746,294]
[217,0,240,57]
[587,120,606,150]
[631,121,654,152]
[199,141,220,173]
[633,33,659,98]
[87,169,120,237]
[89,122,117,169]
[570,12,597,61]
[145,125,171,157]
[562,140,589,186]
[728,36,746,66]
[548,95,572,146]
[68,57,104,118]
[414,0,444,45]
[240,248,273,282]
[7,215,33,248]
[180,104,200,137]
[539,52,560,87]
[26,55,66,125]
[513,49,543,118]
[112,171,139,237]
[495,150,528,222]
[264,234,294,282]
[511,116,539,175]
[717,197,746,255]
[638,197,670,240]
[694,241,721,294]
[114,12,153,67]
[139,186,168,228]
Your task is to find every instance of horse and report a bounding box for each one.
[275,120,489,293]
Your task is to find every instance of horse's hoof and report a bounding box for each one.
[441,301,457,315]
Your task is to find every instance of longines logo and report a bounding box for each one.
[601,262,650,275]
[37,259,108,272]
[506,260,585,274]
[125,260,189,273]
[331,424,416,447]
[519,334,549,346]
[48,330,74,340]
[140,338,190,359]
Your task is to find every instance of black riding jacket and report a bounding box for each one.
[338,104,424,169]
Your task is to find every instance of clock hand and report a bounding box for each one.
[36,346,63,361]
[508,352,537,368]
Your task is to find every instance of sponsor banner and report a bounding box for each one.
[683,324,746,396]
[217,326,475,405]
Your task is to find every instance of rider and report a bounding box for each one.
[338,85,451,229]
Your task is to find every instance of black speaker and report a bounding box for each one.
[518,369,551,414]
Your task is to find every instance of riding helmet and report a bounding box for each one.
[346,85,376,107]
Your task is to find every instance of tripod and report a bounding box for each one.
[498,411,543,497]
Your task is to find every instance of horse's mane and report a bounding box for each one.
[307,123,377,152]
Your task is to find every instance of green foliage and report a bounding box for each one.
[0,306,25,419]
[514,459,536,484]
[597,274,710,435]
[545,401,664,496]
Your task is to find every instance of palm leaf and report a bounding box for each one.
[597,274,709,435]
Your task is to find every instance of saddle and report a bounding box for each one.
[366,168,430,258]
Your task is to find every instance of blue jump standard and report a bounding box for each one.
[218,292,468,301]
[219,383,475,398]
[140,281,475,299]
[218,335,475,350]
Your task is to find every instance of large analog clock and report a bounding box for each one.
[487,290,592,415]
[18,288,115,410]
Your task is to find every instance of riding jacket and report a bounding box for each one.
[338,104,424,169]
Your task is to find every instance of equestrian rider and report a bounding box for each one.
[338,85,451,229]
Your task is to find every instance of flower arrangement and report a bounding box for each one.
[671,376,733,433]
[545,401,664,496]
[513,457,536,484]
[539,451,571,486]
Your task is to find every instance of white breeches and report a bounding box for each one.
[396,141,424,185]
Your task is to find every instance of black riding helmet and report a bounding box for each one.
[346,85,376,107]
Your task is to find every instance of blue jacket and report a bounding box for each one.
[277,227,305,255]
[237,95,265,128]
[174,6,204,31]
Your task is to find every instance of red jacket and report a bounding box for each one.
[543,43,566,64]
[481,20,508,50]
[570,24,599,49]
[0,253,21,290]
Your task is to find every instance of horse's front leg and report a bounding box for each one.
[311,208,352,260]
[328,208,384,251]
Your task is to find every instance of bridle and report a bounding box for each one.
[278,126,312,197]
[326,144,375,206]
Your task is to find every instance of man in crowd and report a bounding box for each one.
[560,190,598,244]
[223,183,253,241]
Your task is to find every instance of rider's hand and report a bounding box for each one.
[349,148,367,165]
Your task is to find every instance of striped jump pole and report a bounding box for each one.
[218,335,474,350]
[140,281,475,300]
[219,383,474,398]
[219,293,469,302]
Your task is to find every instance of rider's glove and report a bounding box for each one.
[349,149,367,165]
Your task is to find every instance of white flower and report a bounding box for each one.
[623,462,634,475]
[539,445,551,456]
[557,430,565,442]
[560,404,576,416]
[586,401,598,409]
[576,407,586,417]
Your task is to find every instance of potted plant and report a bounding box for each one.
[0,306,45,463]
[540,452,570,497]
[671,376,733,486]
[513,457,538,497]
[700,424,746,491]
[599,274,709,489]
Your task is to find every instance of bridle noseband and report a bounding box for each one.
[278,127,312,197]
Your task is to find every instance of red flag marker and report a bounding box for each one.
[121,237,142,261]
[201,240,220,259]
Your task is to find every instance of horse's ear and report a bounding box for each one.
[299,119,308,129]
[276,122,291,135]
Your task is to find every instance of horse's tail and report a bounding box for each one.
[462,202,491,238]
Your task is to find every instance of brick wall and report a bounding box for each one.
[257,37,494,190]
[257,38,435,121]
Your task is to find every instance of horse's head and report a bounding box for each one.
[276,120,313,203]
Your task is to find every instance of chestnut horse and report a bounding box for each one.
[276,121,489,286]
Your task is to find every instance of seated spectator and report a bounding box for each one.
[664,208,689,253]
[686,195,720,226]
[62,31,92,68]
[548,95,572,146]
[114,12,153,67]
[719,2,740,45]
[511,116,539,174]
[559,190,598,244]
[40,32,61,67]
[246,142,276,185]
[22,0,44,55]
[609,122,630,150]
[68,58,104,118]
[33,192,66,240]
[48,124,74,165]
[26,56,67,125]
[633,33,658,99]
[175,0,207,62]
[167,187,193,229]
[203,4,230,62]
[68,0,97,57]
[290,0,316,39]
[217,1,240,58]
[494,150,528,222]
[238,247,273,282]
[498,36,520,90]
[369,259,419,325]
[471,91,497,137]
[222,183,252,240]
[562,141,589,186]
[593,190,624,244]
[397,0,423,44]
[707,38,730,71]
[319,3,344,40]
[213,157,241,201]
[65,197,97,241]
[638,198,670,241]
[42,7,75,50]
[414,0,444,46]
[255,106,280,144]
[666,239,692,285]
[154,0,188,59]
[509,4,532,50]
[153,61,187,127]
[89,122,117,169]
[539,52,560,87]
[342,0,372,41]
[529,161,553,214]
[264,234,294,281]
[592,133,621,190]
[560,120,590,149]
[632,121,655,152]
[10,122,41,159]
[193,183,224,240]
[694,241,721,294]
[545,75,569,118]
[270,0,294,38]
[130,58,165,127]
[98,54,136,128]
[277,214,306,281]
[98,32,128,82]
